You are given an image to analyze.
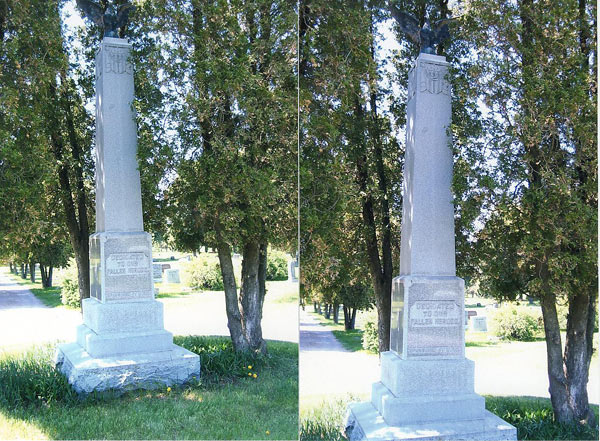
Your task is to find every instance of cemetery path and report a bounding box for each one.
[0,272,82,350]
[299,308,379,398]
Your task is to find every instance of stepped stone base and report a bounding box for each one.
[55,342,200,394]
[343,351,516,441]
[344,402,516,441]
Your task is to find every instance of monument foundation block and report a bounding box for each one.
[344,52,515,440]
[55,37,199,393]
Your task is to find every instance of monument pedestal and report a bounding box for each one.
[344,277,516,440]
[55,232,199,393]
[55,37,199,393]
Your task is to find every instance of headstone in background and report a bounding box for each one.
[470,316,488,332]
[165,268,181,284]
[152,263,163,282]
[54,36,199,394]
[288,259,299,283]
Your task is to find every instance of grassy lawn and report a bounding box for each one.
[299,393,599,441]
[0,337,298,440]
[307,311,376,355]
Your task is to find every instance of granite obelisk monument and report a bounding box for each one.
[55,2,199,393]
[344,9,516,440]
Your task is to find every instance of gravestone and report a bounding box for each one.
[165,269,181,284]
[288,259,298,283]
[471,316,488,332]
[344,53,515,440]
[152,263,163,282]
[54,37,200,393]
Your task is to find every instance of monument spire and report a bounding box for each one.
[344,46,516,441]
[55,29,199,393]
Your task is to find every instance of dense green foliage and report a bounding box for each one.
[300,396,355,441]
[59,262,80,308]
[361,320,379,353]
[266,250,289,281]
[486,396,599,440]
[182,256,225,291]
[174,336,268,381]
[0,346,78,410]
[491,306,543,341]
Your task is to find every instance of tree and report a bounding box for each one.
[465,0,597,425]
[133,0,297,354]
[300,0,401,353]
[300,0,484,353]
[0,0,94,307]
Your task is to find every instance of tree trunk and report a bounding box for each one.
[324,303,331,319]
[539,276,573,422]
[8,262,13,273]
[47,266,53,288]
[217,239,249,352]
[20,263,26,279]
[239,241,267,354]
[40,264,48,288]
[343,305,356,330]
[354,92,393,354]
[29,260,35,283]
[46,79,91,310]
[564,290,595,424]
[333,302,339,324]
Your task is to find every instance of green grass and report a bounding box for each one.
[299,394,599,441]
[308,311,375,354]
[300,394,361,441]
[0,337,298,440]
[29,287,63,308]
[485,396,599,440]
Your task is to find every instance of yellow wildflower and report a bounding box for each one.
[266,430,270,435]
[253,373,257,378]
[248,365,252,369]
[167,387,172,392]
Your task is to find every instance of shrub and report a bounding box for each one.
[486,395,599,440]
[556,302,568,331]
[183,256,224,291]
[267,250,289,281]
[361,320,379,353]
[174,335,267,381]
[491,305,542,341]
[0,345,77,409]
[60,262,80,308]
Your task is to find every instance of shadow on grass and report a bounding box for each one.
[300,394,599,441]
[465,340,499,347]
[0,337,299,440]
[155,291,192,299]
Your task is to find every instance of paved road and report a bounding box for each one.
[299,308,599,404]
[0,271,298,349]
[299,308,379,397]
[0,272,82,349]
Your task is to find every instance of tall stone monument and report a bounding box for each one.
[344,53,516,440]
[55,36,200,393]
